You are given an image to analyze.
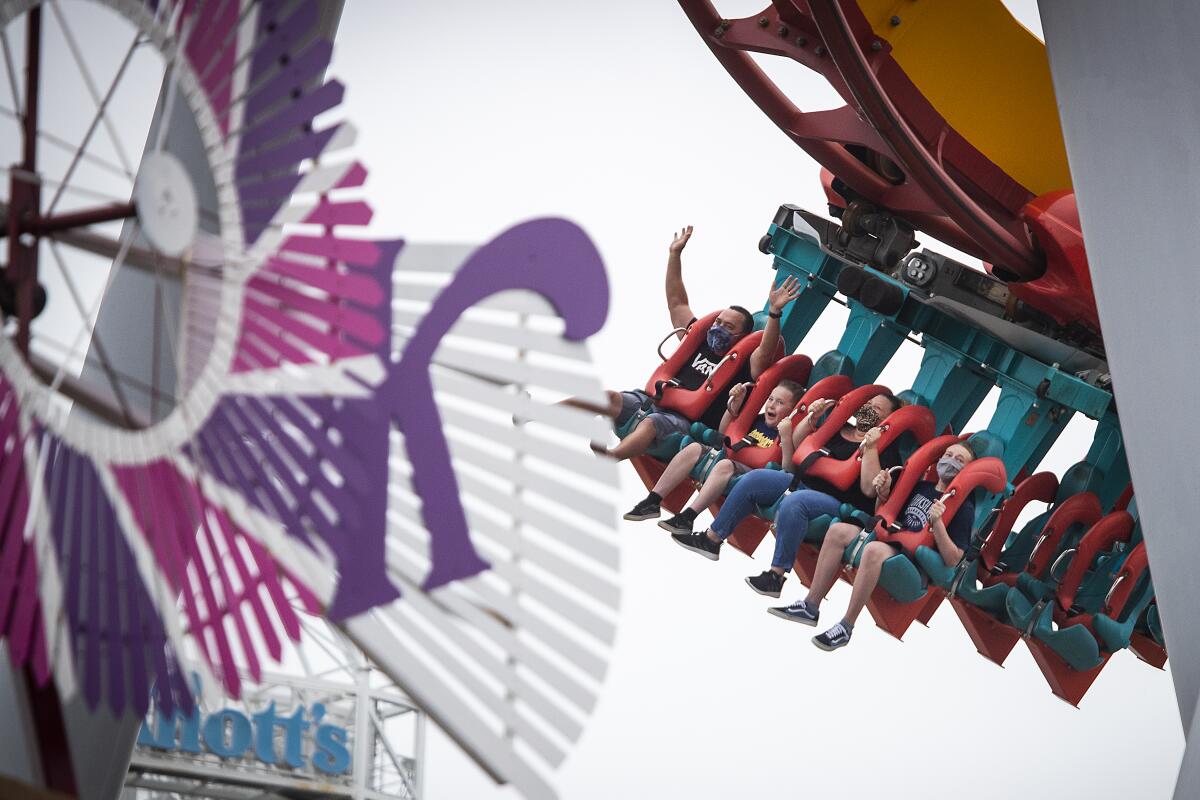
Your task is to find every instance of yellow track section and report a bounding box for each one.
[856,0,1072,195]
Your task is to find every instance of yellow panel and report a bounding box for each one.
[855,0,1071,195]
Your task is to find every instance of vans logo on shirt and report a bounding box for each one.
[690,352,719,376]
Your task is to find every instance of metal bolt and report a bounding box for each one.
[890,15,902,25]
[778,25,789,37]
[758,16,769,27]
[870,40,882,51]
[795,36,807,46]
[814,45,825,56]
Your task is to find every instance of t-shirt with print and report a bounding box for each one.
[797,428,901,514]
[900,480,976,551]
[739,414,780,448]
[673,331,752,431]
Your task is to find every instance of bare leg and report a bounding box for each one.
[652,442,705,496]
[844,541,892,626]
[804,523,862,606]
[606,418,658,461]
[563,390,621,417]
[687,460,737,513]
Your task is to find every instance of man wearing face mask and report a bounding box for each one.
[768,441,977,651]
[672,392,903,597]
[594,227,801,460]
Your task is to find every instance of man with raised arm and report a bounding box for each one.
[594,227,800,461]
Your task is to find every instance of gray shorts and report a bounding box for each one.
[616,390,691,441]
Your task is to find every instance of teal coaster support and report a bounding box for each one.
[761,220,842,351]
[906,338,993,433]
[832,300,910,385]
[1079,409,1131,510]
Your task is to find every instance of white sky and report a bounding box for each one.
[329,2,1183,798]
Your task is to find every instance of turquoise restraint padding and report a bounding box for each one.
[878,554,928,604]
[688,444,725,483]
[1093,576,1155,653]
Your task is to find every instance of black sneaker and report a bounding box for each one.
[657,513,695,534]
[622,497,661,522]
[672,532,722,561]
[745,570,787,597]
[813,622,852,651]
[767,599,819,626]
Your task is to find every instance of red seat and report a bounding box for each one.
[718,375,854,556]
[851,442,1006,639]
[720,355,815,471]
[646,311,784,420]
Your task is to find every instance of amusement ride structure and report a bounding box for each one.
[0,1,1198,799]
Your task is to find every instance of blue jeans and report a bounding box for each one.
[709,468,843,570]
[770,489,843,570]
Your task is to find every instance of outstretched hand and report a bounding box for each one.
[768,275,802,313]
[669,226,694,254]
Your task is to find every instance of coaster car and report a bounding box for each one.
[841,438,1007,639]
[1002,512,1147,705]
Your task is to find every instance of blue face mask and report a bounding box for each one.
[707,326,733,354]
[936,455,962,483]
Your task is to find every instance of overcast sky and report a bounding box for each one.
[329,2,1184,798]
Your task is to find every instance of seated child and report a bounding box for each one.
[767,441,977,651]
[622,379,804,531]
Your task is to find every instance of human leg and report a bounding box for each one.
[687,458,737,511]
[768,490,842,574]
[672,468,791,560]
[651,442,705,496]
[708,468,793,541]
[606,417,658,460]
[844,541,895,626]
[805,522,863,605]
[811,541,895,651]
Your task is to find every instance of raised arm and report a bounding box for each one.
[666,226,695,335]
[750,276,801,379]
[859,426,884,497]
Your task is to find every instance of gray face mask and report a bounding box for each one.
[936,455,962,483]
[853,404,881,432]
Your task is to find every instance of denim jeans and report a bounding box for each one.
[710,468,793,539]
[770,489,843,570]
[709,468,844,570]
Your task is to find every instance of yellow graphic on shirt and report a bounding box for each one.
[745,425,779,448]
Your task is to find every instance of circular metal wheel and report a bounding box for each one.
[0,0,386,716]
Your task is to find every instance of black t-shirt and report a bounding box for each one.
[799,427,901,514]
[900,480,975,550]
[674,338,752,431]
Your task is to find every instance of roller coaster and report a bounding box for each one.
[608,0,1161,708]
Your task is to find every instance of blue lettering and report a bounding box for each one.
[281,705,311,769]
[202,709,252,758]
[313,723,352,774]
[252,701,280,765]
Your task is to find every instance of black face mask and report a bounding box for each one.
[853,403,881,432]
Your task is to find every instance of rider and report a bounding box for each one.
[595,227,800,461]
[671,392,903,599]
[769,441,977,651]
[621,379,805,525]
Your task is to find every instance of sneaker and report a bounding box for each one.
[658,513,695,534]
[672,532,722,561]
[622,497,661,522]
[745,570,787,598]
[768,599,819,626]
[813,622,852,651]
